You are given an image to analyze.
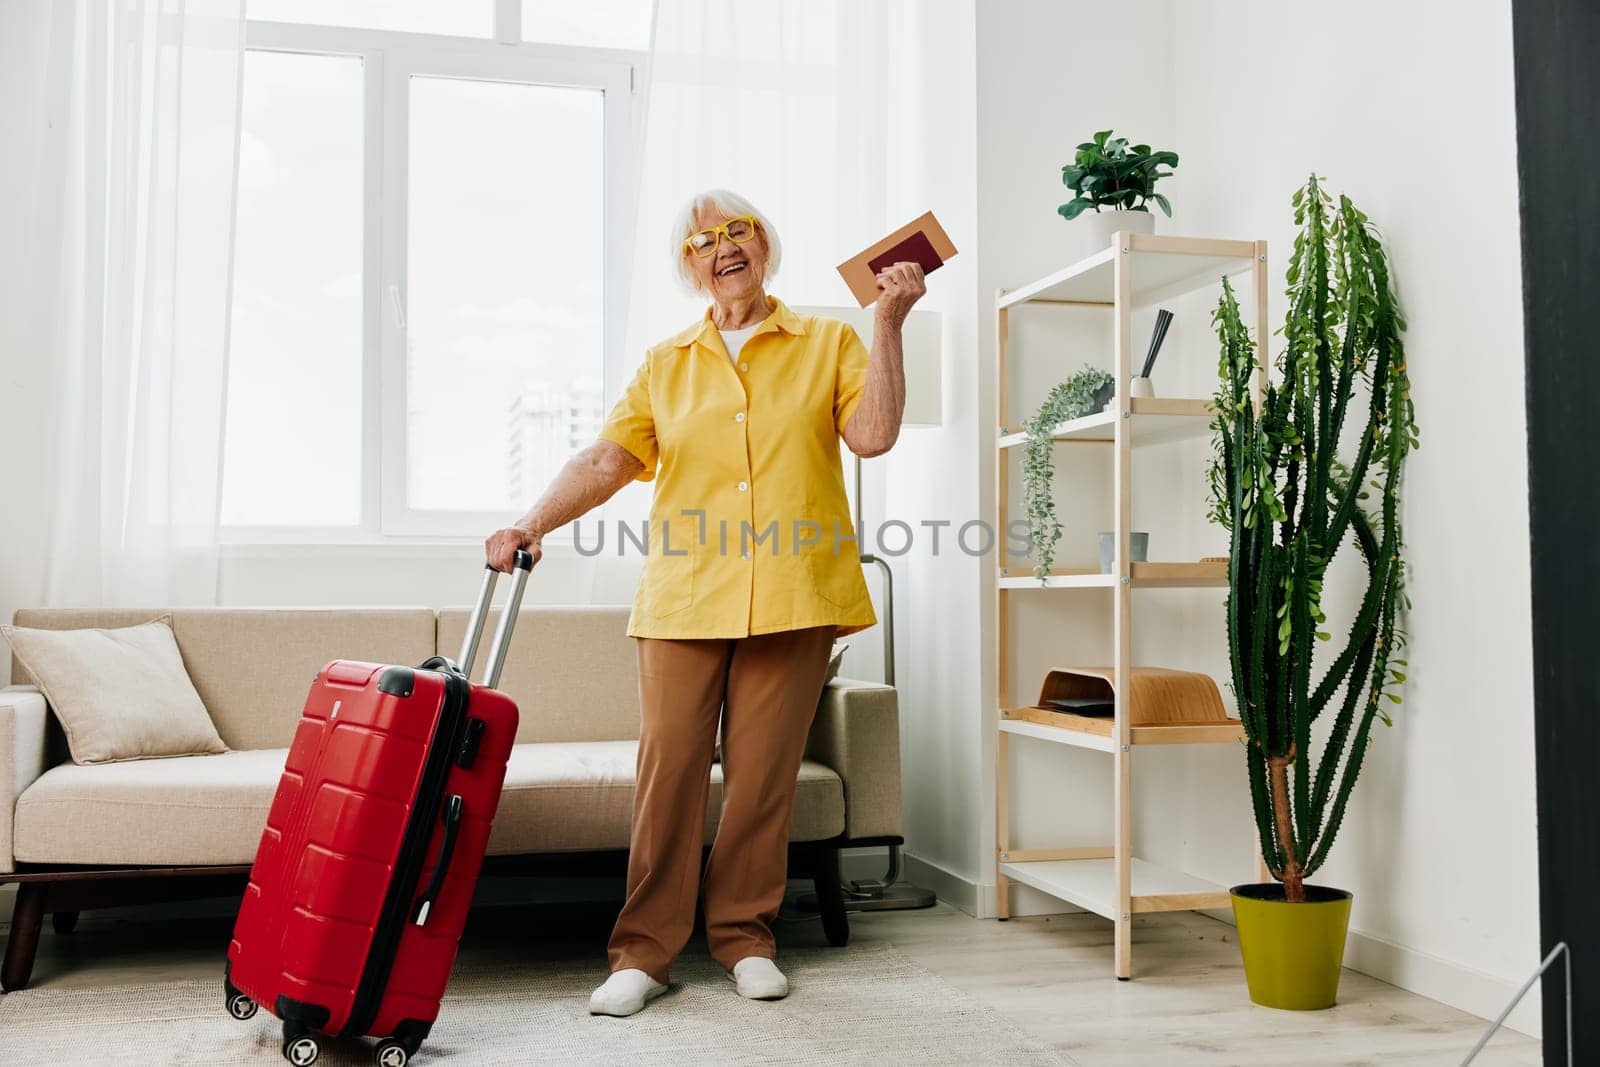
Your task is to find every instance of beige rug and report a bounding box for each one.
[0,942,1071,1065]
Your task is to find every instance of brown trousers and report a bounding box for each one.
[605,625,836,984]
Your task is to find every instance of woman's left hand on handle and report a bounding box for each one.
[485,525,542,574]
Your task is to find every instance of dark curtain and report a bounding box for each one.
[1512,1,1600,1062]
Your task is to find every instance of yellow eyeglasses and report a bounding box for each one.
[683,216,759,257]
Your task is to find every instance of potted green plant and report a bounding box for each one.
[1206,176,1418,1010]
[1058,129,1178,255]
[1022,365,1113,581]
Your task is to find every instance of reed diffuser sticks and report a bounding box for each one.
[1140,308,1174,379]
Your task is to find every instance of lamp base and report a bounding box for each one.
[795,844,937,913]
[794,883,937,913]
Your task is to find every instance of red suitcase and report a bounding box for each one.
[224,553,532,1067]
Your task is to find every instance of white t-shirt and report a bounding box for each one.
[718,325,758,364]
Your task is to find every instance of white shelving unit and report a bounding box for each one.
[997,857,1230,921]
[993,230,1269,979]
[995,396,1215,449]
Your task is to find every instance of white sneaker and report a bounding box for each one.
[589,968,667,1016]
[727,955,789,1000]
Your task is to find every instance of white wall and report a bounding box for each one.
[965,0,1540,1037]
[864,0,985,908]
[1168,0,1540,1034]
[969,0,1189,920]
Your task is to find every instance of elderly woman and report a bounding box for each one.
[484,189,924,1016]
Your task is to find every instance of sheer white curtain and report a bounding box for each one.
[4,0,245,608]
[623,0,913,350]
[590,0,928,601]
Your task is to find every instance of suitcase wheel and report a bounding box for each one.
[226,992,259,1021]
[374,1038,411,1067]
[282,1032,320,1066]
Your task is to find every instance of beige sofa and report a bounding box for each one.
[0,606,902,990]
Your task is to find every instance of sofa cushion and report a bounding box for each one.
[11,608,437,751]
[13,749,287,866]
[2,616,228,764]
[13,742,846,866]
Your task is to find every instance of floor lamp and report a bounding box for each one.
[792,305,942,914]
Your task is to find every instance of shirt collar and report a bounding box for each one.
[670,295,808,350]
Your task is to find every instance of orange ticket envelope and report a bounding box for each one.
[836,210,959,307]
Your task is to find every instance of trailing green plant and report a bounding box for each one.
[1023,366,1113,581]
[1059,129,1179,220]
[1207,175,1418,903]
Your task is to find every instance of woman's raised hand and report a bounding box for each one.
[485,525,542,574]
[874,260,927,330]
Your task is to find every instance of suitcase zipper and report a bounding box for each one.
[341,665,471,1038]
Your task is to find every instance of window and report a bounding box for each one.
[246,0,494,37]
[403,77,605,515]
[523,0,655,51]
[222,50,364,527]
[223,3,643,541]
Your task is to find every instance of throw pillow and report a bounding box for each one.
[824,641,848,685]
[1,615,228,764]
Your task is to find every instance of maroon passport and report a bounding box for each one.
[836,210,959,306]
[868,230,945,276]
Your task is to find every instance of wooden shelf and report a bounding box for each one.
[992,231,1269,980]
[997,397,1215,449]
[998,856,1233,920]
[998,568,1112,589]
[997,561,1227,590]
[1000,706,1243,751]
[1130,561,1229,587]
[996,233,1257,310]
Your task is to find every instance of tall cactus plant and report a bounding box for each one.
[1207,176,1418,903]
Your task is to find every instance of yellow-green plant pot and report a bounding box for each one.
[1230,883,1353,1010]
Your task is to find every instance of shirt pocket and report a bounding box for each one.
[801,496,862,609]
[638,517,696,618]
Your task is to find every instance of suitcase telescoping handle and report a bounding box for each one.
[458,549,533,689]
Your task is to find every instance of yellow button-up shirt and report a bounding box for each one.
[597,296,878,640]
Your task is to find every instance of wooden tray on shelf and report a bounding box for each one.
[1012,666,1235,734]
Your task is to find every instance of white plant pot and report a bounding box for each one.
[1074,209,1155,258]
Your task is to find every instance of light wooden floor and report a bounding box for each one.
[3,888,1540,1065]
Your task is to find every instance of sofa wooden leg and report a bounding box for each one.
[52,911,79,935]
[3,882,47,991]
[813,844,849,947]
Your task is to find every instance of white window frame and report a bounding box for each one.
[223,8,643,545]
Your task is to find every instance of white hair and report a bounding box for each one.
[670,189,782,293]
